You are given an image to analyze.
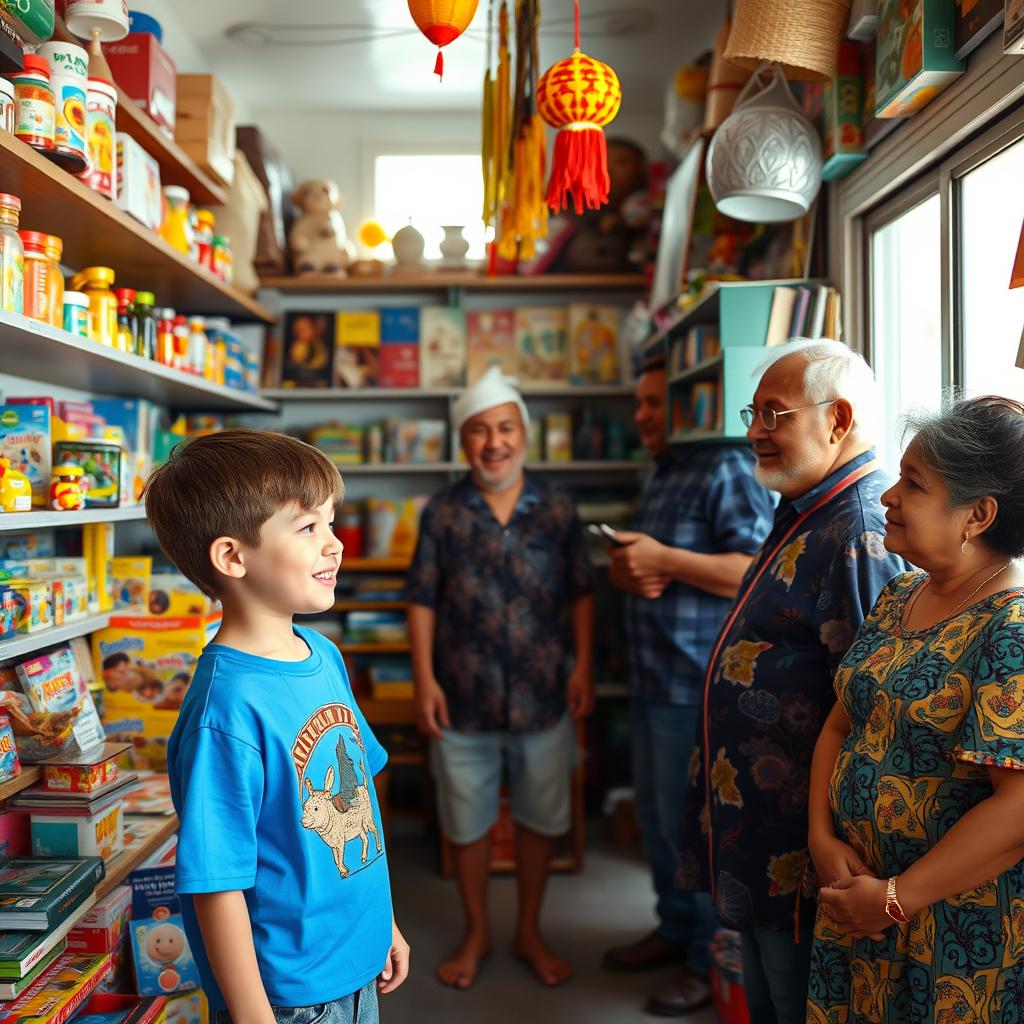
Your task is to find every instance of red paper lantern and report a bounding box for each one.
[408,0,480,79]
[537,42,622,214]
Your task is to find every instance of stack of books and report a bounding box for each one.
[0,857,105,1000]
[763,284,843,345]
[369,659,414,701]
[343,612,407,646]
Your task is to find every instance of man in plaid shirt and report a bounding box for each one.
[603,355,773,1016]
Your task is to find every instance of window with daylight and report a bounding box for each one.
[373,153,486,262]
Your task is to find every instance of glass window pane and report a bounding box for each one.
[870,194,943,473]
[374,154,486,261]
[960,138,1024,403]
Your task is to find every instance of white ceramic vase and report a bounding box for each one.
[391,223,425,273]
[439,225,470,268]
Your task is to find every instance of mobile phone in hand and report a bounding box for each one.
[588,523,626,547]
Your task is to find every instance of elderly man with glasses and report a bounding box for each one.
[677,339,906,1024]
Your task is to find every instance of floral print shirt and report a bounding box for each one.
[678,450,908,931]
[404,472,594,734]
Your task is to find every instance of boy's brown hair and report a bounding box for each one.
[144,429,344,597]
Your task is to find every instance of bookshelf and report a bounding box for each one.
[96,814,179,899]
[0,766,42,803]
[0,612,112,664]
[258,273,646,295]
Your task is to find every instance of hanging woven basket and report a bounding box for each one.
[724,0,852,82]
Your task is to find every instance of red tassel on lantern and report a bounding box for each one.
[536,4,622,214]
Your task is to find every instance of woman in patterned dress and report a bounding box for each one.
[806,396,1024,1024]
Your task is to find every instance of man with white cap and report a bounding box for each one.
[405,366,596,991]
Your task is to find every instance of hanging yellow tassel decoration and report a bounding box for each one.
[481,0,495,223]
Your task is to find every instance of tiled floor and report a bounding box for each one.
[384,829,719,1023]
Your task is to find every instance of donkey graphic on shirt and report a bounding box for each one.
[293,703,384,879]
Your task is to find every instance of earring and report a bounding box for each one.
[961,535,974,557]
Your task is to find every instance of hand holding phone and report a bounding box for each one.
[588,523,627,547]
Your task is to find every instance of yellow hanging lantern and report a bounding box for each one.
[536,2,622,214]
[408,0,481,79]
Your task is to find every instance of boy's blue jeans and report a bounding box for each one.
[210,982,378,1024]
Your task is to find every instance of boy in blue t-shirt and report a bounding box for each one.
[145,429,409,1024]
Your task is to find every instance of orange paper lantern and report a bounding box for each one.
[536,6,621,215]
[408,0,480,79]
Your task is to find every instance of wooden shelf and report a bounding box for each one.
[0,312,277,411]
[359,697,417,726]
[528,461,641,473]
[342,558,410,572]
[669,428,731,444]
[0,130,273,322]
[114,91,227,206]
[96,813,179,900]
[334,600,407,612]
[333,463,459,475]
[262,385,634,401]
[259,273,647,294]
[334,461,639,474]
[0,506,147,532]
[339,642,410,654]
[0,766,41,803]
[669,354,724,386]
[0,612,111,664]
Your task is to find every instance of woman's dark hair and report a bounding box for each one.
[903,395,1024,558]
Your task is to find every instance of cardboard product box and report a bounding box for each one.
[7,578,54,634]
[104,32,177,138]
[145,575,216,619]
[209,151,268,295]
[84,522,115,614]
[876,0,965,117]
[0,403,51,508]
[0,810,29,857]
[175,74,236,186]
[130,860,200,995]
[822,44,869,180]
[165,988,207,1024]
[116,133,162,231]
[31,800,124,861]
[93,614,220,770]
[68,885,131,955]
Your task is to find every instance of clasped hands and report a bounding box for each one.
[810,834,895,941]
[607,531,672,599]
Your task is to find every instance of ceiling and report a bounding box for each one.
[162,0,726,115]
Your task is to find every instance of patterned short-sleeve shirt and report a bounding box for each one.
[404,472,595,734]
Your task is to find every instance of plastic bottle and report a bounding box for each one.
[160,186,193,255]
[172,314,191,371]
[43,235,63,329]
[187,316,207,377]
[20,231,58,324]
[193,210,215,270]
[0,194,24,315]
[155,308,176,366]
[63,291,90,336]
[12,54,55,151]
[69,266,117,346]
[113,287,136,354]
[133,291,157,360]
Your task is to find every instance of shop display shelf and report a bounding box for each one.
[341,558,411,572]
[668,428,727,444]
[338,641,410,655]
[96,814,179,900]
[669,354,724,386]
[332,463,461,475]
[0,312,278,412]
[113,91,227,207]
[528,461,642,472]
[0,132,273,323]
[0,506,148,532]
[0,766,41,803]
[358,697,416,727]
[261,385,635,401]
[333,600,407,612]
[0,612,111,664]
[258,273,647,294]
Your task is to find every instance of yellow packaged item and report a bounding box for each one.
[8,578,53,633]
[146,574,216,618]
[110,556,151,611]
[83,522,114,612]
[92,613,220,770]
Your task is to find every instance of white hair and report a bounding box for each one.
[757,338,879,444]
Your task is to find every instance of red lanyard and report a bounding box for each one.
[701,460,877,898]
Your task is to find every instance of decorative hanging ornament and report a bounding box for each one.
[536,0,622,214]
[408,0,481,80]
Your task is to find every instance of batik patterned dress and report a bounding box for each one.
[808,573,1024,1024]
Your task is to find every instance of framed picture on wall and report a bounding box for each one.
[954,0,1003,58]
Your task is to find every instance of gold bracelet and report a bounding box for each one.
[884,876,908,924]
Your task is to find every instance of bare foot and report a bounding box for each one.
[514,929,572,987]
[436,931,491,990]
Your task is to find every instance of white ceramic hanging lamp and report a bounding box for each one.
[705,63,822,223]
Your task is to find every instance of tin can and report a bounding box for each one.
[84,77,117,200]
[38,42,88,165]
[63,291,91,337]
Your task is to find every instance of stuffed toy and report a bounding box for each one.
[288,179,357,276]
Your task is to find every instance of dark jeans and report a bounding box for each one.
[739,926,813,1024]
[631,699,718,974]
[209,983,378,1024]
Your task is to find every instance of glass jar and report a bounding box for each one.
[133,290,156,360]
[0,193,24,315]
[114,288,136,355]
[63,290,90,336]
[20,230,58,324]
[69,266,117,347]
[12,54,55,151]
[42,235,63,329]
[160,186,193,255]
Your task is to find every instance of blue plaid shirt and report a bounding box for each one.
[625,446,774,706]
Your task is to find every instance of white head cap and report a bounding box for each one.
[453,366,530,434]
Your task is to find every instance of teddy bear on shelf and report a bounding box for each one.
[288,179,357,276]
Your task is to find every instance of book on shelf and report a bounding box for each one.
[467,310,517,384]
[765,287,798,346]
[334,312,381,389]
[344,612,407,645]
[0,893,95,981]
[516,308,568,386]
[379,308,420,388]
[544,413,573,462]
[420,307,467,388]
[0,941,66,998]
[567,303,622,384]
[119,773,173,817]
[0,858,104,931]
[280,312,334,389]
[383,419,447,464]
[0,952,110,1024]
[369,658,413,700]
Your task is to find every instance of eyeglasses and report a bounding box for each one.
[740,400,837,431]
